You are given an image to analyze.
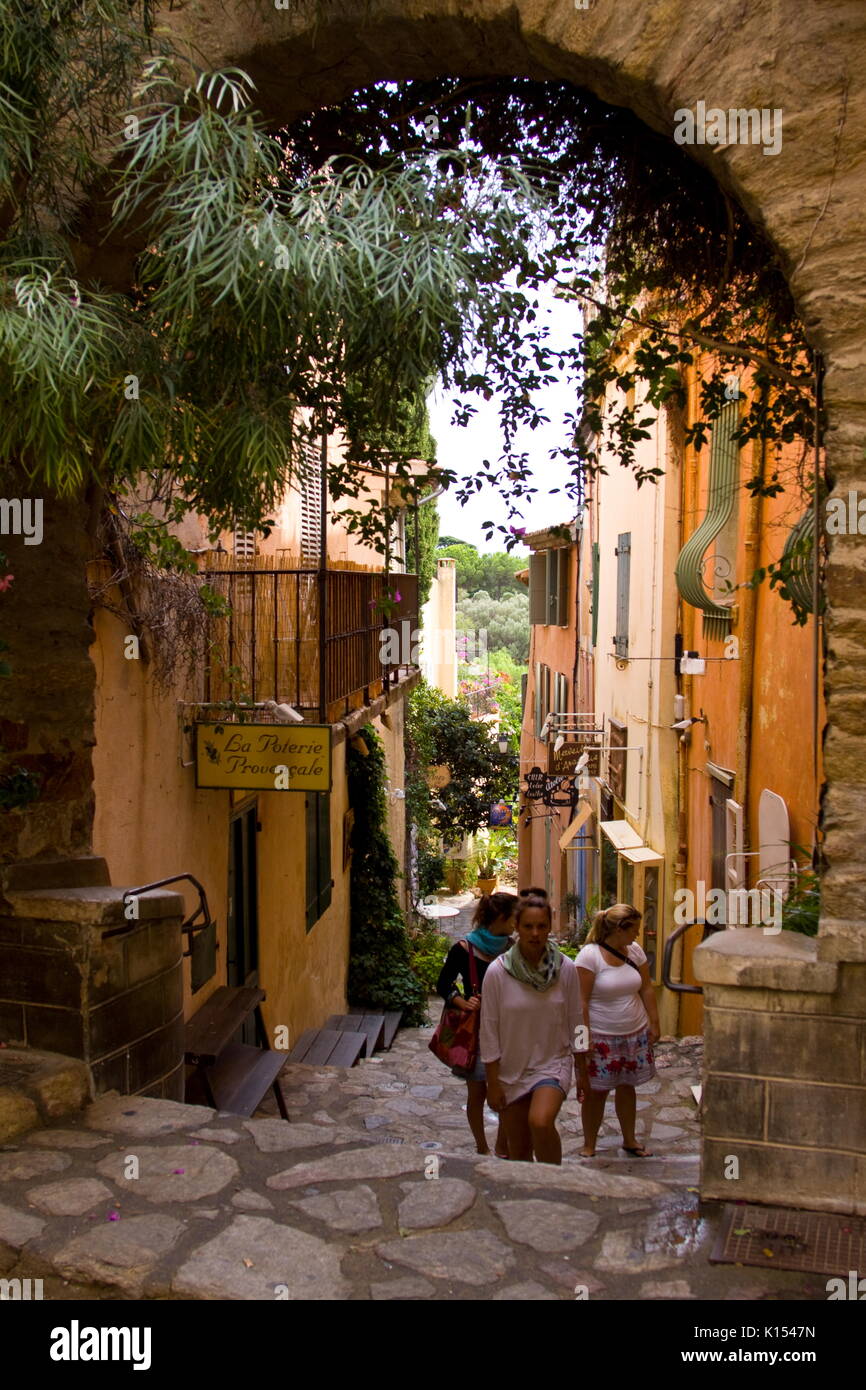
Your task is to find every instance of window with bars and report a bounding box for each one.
[529,548,570,626]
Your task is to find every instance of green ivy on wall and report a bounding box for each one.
[346,724,428,1025]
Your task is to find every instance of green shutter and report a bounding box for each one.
[306,792,333,932]
[614,532,631,658]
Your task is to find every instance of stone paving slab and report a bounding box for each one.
[0,1019,832,1302]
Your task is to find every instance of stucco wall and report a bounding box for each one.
[91,601,408,1042]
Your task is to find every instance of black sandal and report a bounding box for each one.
[622,1144,654,1157]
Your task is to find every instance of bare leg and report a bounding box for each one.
[614,1084,651,1153]
[501,1094,533,1161]
[528,1086,565,1165]
[494,1120,509,1158]
[466,1080,489,1153]
[579,1088,607,1156]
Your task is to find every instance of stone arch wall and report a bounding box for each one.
[174,0,866,959]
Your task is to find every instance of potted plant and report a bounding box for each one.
[473,835,501,895]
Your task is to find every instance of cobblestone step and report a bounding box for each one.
[0,1031,823,1301]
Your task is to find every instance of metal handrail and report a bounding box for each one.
[102,873,215,950]
[662,918,725,995]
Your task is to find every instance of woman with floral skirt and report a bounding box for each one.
[575,903,661,1158]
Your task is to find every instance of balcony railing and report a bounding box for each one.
[202,566,419,721]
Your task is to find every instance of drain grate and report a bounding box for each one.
[363,1134,405,1145]
[711,1202,866,1276]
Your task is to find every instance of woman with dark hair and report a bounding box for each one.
[480,894,588,1165]
[436,891,517,1156]
[576,903,661,1158]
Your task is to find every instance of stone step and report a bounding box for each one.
[0,1048,90,1143]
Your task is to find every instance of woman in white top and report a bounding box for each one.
[481,895,589,1165]
[575,903,661,1158]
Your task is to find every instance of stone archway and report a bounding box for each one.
[1,0,863,1205]
[166,0,866,1211]
[179,0,866,957]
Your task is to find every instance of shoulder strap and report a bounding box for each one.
[602,943,642,972]
[464,941,480,993]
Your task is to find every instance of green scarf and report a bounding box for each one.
[502,941,563,992]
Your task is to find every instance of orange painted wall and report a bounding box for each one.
[678,363,823,1032]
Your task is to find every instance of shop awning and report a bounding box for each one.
[619,845,663,866]
[598,819,643,851]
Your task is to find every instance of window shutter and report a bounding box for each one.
[300,440,322,565]
[233,527,256,562]
[725,798,746,890]
[306,792,333,931]
[529,553,547,625]
[534,662,543,737]
[317,792,332,919]
[614,533,631,658]
[555,549,570,626]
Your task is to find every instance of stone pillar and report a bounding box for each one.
[693,929,866,1215]
[0,858,185,1102]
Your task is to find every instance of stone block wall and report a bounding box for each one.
[695,930,866,1215]
[0,876,185,1102]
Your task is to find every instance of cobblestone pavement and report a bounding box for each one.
[0,1003,827,1301]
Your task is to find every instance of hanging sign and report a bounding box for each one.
[196,722,331,791]
[549,743,601,777]
[523,766,547,801]
[489,801,514,828]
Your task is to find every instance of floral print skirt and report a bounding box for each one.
[587,1027,656,1091]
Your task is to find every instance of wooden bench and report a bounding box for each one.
[349,1006,403,1049]
[185,986,289,1120]
[287,1027,368,1068]
[324,1012,385,1058]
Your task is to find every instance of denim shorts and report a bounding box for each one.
[452,1055,486,1083]
[529,1077,565,1094]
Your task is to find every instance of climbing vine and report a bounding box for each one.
[346,724,428,1025]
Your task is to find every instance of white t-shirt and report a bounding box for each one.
[575,941,649,1035]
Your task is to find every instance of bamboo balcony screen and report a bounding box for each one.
[202,567,418,718]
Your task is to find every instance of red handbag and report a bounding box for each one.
[428,942,481,1072]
